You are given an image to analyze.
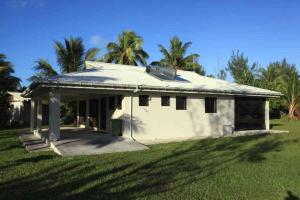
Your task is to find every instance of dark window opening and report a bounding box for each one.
[161,96,170,106]
[89,99,99,127]
[117,95,123,110]
[176,96,186,110]
[235,97,265,131]
[109,96,115,110]
[139,95,149,106]
[205,97,217,113]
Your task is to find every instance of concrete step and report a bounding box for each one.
[20,132,51,152]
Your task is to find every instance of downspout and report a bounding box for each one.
[130,95,134,140]
[130,83,140,140]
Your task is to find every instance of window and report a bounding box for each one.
[117,95,123,110]
[176,96,186,110]
[161,96,170,106]
[139,95,149,106]
[205,97,217,113]
[109,96,115,110]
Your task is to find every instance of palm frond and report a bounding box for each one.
[29,59,57,82]
[85,48,100,61]
[104,31,148,66]
[154,36,201,71]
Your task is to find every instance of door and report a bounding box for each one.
[89,99,99,127]
[100,97,107,130]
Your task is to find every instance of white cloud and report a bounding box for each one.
[89,35,102,46]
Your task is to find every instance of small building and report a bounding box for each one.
[22,62,281,143]
[6,91,30,126]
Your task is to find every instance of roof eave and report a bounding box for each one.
[23,81,282,98]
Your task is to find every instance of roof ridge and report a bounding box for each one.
[85,61,145,69]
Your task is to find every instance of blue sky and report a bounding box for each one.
[1,0,300,86]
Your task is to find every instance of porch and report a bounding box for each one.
[29,87,129,142]
[22,127,148,156]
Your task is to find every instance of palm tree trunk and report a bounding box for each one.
[288,101,297,120]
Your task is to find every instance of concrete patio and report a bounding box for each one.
[21,127,149,156]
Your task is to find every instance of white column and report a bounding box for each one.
[30,99,36,132]
[86,99,89,127]
[36,98,42,133]
[265,99,270,130]
[98,98,101,130]
[76,99,79,127]
[49,90,60,141]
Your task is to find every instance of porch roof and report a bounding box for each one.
[22,61,282,98]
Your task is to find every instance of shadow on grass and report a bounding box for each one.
[0,132,294,199]
[285,191,299,200]
[270,123,283,129]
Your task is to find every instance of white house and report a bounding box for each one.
[22,61,281,143]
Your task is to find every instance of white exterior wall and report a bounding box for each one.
[113,94,235,142]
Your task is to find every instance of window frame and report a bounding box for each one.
[139,95,149,106]
[176,96,187,110]
[161,96,170,107]
[205,97,217,113]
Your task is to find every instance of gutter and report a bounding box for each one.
[22,81,283,98]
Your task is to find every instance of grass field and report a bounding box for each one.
[0,118,300,200]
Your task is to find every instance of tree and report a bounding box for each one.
[28,59,58,82]
[277,63,300,120]
[226,51,258,86]
[256,59,300,119]
[103,31,149,66]
[0,54,20,92]
[258,60,287,117]
[30,37,100,81]
[259,61,282,90]
[0,53,20,91]
[54,37,100,73]
[0,54,20,125]
[151,36,205,75]
[217,69,227,80]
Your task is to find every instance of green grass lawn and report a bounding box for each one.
[0,119,300,200]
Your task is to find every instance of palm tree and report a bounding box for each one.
[259,62,282,90]
[258,61,287,117]
[0,54,20,92]
[103,31,149,66]
[54,37,100,73]
[28,59,58,82]
[278,65,300,120]
[30,37,100,82]
[151,36,205,75]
